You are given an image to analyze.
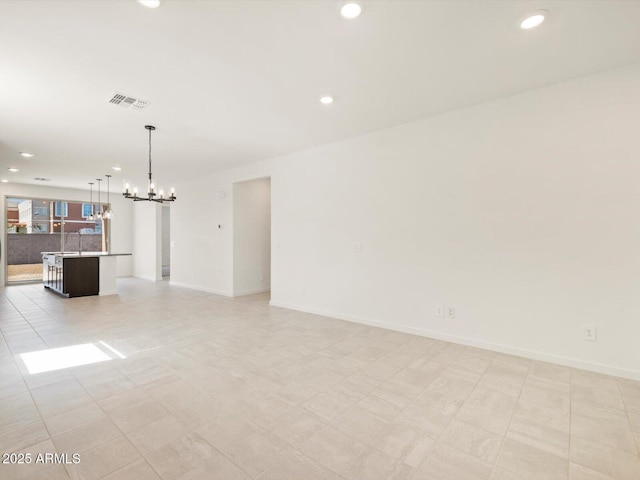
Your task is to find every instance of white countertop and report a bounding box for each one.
[42,252,132,258]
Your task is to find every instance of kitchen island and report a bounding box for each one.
[42,252,131,298]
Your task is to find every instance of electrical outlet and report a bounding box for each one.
[299,287,306,296]
[353,242,362,253]
[447,306,456,319]
[583,324,596,341]
[436,305,445,317]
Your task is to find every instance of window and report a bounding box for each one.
[33,206,48,217]
[54,202,68,217]
[82,203,93,218]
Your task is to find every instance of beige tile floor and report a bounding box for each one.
[0,278,639,480]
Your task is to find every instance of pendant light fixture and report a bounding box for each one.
[103,174,113,219]
[123,125,176,203]
[96,178,103,219]
[87,182,95,221]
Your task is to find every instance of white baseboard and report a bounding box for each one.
[232,287,271,297]
[133,274,162,282]
[168,280,233,297]
[269,300,640,381]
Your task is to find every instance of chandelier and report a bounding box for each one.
[123,125,176,203]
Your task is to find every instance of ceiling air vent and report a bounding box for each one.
[33,177,51,182]
[107,92,150,110]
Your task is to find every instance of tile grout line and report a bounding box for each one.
[568,366,573,479]
[485,359,533,479]
[616,377,640,457]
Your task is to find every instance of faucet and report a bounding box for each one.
[65,231,83,253]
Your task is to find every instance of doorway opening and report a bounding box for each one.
[232,177,271,297]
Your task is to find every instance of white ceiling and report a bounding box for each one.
[1,0,640,192]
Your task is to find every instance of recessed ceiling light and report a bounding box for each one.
[320,96,334,105]
[8,168,19,172]
[520,10,548,29]
[20,152,34,158]
[341,1,363,19]
[1,179,8,183]
[137,0,161,8]
[112,166,122,171]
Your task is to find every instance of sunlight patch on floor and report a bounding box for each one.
[19,342,125,374]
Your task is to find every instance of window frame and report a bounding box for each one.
[54,201,68,218]
[81,203,94,219]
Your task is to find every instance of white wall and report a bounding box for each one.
[132,201,162,281]
[171,63,640,380]
[0,183,133,286]
[233,177,271,296]
[171,162,272,296]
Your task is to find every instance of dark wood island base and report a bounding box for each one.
[44,255,100,298]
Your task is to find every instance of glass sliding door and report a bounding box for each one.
[5,196,110,283]
[6,197,60,282]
